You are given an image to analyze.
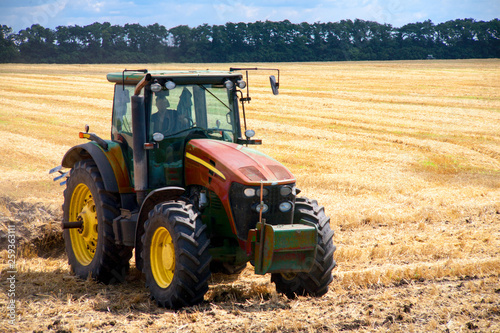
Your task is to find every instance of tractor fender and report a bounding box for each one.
[134,186,185,269]
[61,142,119,193]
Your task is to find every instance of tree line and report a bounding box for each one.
[1,18,499,63]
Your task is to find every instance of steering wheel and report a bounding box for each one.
[163,118,173,133]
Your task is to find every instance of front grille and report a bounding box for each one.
[209,191,223,210]
[229,182,295,241]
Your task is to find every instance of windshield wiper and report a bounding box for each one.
[162,126,206,138]
[197,84,231,111]
[162,126,233,140]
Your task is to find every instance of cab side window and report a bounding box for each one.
[111,85,138,183]
[111,85,134,140]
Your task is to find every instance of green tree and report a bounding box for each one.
[0,25,19,62]
[16,24,57,62]
[3,19,500,63]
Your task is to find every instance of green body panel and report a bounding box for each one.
[209,240,249,266]
[252,222,318,275]
[202,190,242,263]
[202,191,235,240]
[107,70,242,85]
[148,135,185,187]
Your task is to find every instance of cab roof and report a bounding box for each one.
[107,70,243,85]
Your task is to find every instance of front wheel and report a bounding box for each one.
[272,197,336,298]
[63,160,132,283]
[142,200,211,309]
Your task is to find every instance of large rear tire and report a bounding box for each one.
[272,197,336,298]
[142,200,211,309]
[63,160,132,284]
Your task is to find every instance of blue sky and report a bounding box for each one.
[1,0,499,32]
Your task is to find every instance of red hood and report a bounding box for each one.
[185,139,295,186]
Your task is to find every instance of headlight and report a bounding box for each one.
[245,129,255,138]
[224,80,234,90]
[150,82,162,92]
[279,202,292,212]
[165,80,176,90]
[243,188,256,197]
[237,79,246,89]
[280,186,292,196]
[152,132,164,142]
[255,203,269,213]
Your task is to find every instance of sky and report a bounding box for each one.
[1,0,499,33]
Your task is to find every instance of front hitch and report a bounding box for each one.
[247,222,318,275]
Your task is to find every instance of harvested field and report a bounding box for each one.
[0,60,499,332]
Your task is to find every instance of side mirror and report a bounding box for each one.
[270,75,279,95]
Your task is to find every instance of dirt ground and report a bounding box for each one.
[1,196,498,333]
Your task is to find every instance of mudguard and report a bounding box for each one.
[61,142,132,193]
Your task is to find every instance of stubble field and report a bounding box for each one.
[0,60,499,332]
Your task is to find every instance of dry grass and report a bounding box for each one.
[0,60,499,332]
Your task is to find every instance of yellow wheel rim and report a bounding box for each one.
[150,226,175,288]
[69,183,98,266]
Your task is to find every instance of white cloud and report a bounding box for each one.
[86,0,105,13]
[10,0,67,30]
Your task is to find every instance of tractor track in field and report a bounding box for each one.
[0,196,64,257]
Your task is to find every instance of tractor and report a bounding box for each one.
[50,68,336,308]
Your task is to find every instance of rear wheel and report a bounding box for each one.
[63,160,132,283]
[272,197,336,298]
[142,200,211,309]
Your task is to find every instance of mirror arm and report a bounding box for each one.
[245,70,251,101]
[236,138,262,145]
[230,67,280,94]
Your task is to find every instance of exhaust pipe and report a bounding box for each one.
[131,73,152,205]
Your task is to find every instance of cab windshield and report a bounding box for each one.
[149,84,236,142]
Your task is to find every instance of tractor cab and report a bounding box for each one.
[108,70,256,189]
